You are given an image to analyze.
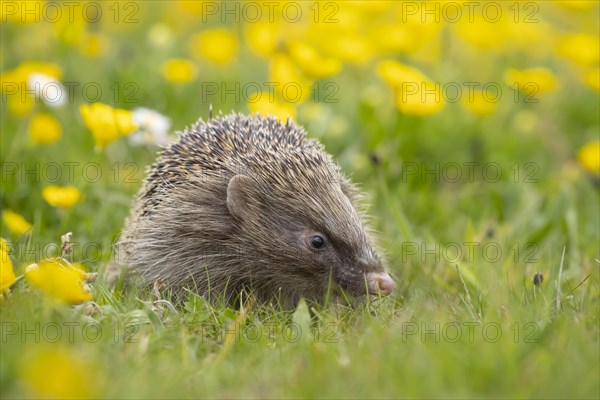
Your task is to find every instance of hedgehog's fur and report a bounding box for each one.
[109,113,390,307]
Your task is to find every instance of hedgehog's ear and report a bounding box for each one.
[227,175,255,221]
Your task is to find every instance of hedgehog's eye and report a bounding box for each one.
[309,235,326,249]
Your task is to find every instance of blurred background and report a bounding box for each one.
[0,0,600,256]
[1,0,598,267]
[1,1,599,398]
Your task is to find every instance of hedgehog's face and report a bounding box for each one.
[294,227,394,298]
[226,174,394,301]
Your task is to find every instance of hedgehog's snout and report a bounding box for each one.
[366,271,395,296]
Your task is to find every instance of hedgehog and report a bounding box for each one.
[108,112,394,307]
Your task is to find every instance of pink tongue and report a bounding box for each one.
[366,272,395,295]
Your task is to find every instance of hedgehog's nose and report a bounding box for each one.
[366,272,395,296]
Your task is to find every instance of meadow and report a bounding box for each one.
[1,1,599,398]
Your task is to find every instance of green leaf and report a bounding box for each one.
[292,298,312,342]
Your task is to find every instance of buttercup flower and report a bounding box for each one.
[577,141,600,175]
[1,61,63,117]
[247,92,296,121]
[377,60,445,116]
[269,54,311,104]
[161,58,198,83]
[454,14,510,49]
[188,29,239,64]
[0,0,40,23]
[175,0,204,15]
[25,259,92,303]
[80,102,138,148]
[556,33,600,67]
[556,0,598,9]
[20,346,94,399]
[0,238,16,291]
[78,33,109,58]
[461,91,497,116]
[396,81,445,116]
[288,42,342,79]
[0,61,62,85]
[321,33,373,64]
[245,22,280,58]
[28,113,62,144]
[372,14,443,54]
[505,68,557,95]
[377,60,429,88]
[2,210,32,235]
[42,186,81,208]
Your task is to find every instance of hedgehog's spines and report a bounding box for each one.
[110,111,385,306]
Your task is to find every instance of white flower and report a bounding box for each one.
[129,108,172,146]
[27,73,66,107]
[147,23,175,49]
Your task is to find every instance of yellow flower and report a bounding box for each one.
[161,58,198,84]
[577,141,600,175]
[28,113,62,144]
[0,238,16,291]
[2,210,32,235]
[245,22,280,58]
[175,0,204,15]
[1,61,62,117]
[269,54,311,104]
[1,61,62,83]
[288,42,342,79]
[555,0,597,10]
[247,92,296,121]
[370,24,415,54]
[372,17,443,55]
[321,34,373,64]
[583,68,600,92]
[556,33,600,67]
[42,186,81,208]
[80,102,137,148]
[0,0,45,23]
[505,68,557,95]
[345,0,392,12]
[188,29,239,64]
[25,259,92,303]
[454,14,510,49]
[377,60,429,88]
[20,346,94,399]
[396,81,445,116]
[461,91,497,116]
[377,60,444,116]
[507,20,555,56]
[79,33,109,58]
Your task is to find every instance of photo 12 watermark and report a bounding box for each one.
[398,161,540,184]
[400,241,539,264]
[0,320,541,345]
[1,1,140,24]
[400,321,540,343]
[398,1,539,24]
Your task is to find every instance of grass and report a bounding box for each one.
[1,1,599,399]
[1,120,598,397]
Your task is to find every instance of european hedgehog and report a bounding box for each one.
[109,112,394,307]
